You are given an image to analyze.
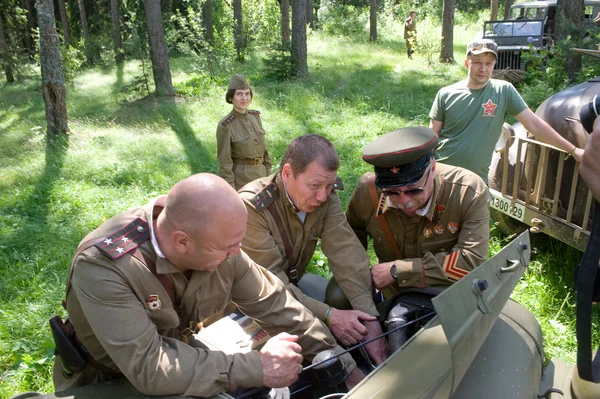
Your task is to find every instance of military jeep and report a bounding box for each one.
[482,0,600,80]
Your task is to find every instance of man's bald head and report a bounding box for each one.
[163,173,245,235]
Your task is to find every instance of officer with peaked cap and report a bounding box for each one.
[217,74,272,190]
[346,127,490,295]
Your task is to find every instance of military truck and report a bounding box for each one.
[12,230,600,398]
[488,75,598,251]
[482,0,600,80]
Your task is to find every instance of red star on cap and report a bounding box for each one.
[390,167,400,174]
[482,99,498,116]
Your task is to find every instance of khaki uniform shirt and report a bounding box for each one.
[346,164,489,290]
[217,109,272,190]
[53,199,343,397]
[404,17,417,40]
[239,173,379,322]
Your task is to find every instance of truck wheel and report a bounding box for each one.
[490,208,527,236]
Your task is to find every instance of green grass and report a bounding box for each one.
[1,24,597,397]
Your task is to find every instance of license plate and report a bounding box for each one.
[489,190,525,222]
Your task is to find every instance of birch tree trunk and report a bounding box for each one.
[37,0,69,136]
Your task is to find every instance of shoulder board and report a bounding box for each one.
[94,217,150,259]
[248,109,261,115]
[333,176,344,191]
[250,182,280,212]
[221,114,236,126]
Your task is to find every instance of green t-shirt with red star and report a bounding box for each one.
[429,78,527,183]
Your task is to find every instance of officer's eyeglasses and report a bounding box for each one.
[382,166,432,197]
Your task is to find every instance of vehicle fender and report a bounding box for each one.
[451,299,544,399]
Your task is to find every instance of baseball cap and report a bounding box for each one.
[466,39,498,58]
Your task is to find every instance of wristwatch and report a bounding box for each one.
[390,263,398,283]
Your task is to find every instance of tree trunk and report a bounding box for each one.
[77,0,88,45]
[490,0,498,21]
[369,0,377,41]
[37,0,69,136]
[281,0,290,49]
[205,0,213,44]
[57,0,71,47]
[110,0,123,63]
[233,0,243,59]
[291,0,308,77]
[24,0,36,57]
[503,0,514,20]
[0,10,15,83]
[440,0,455,63]
[143,0,174,97]
[556,0,584,82]
[306,0,314,29]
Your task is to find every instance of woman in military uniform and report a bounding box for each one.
[217,75,272,190]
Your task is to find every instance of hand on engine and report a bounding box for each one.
[328,309,376,346]
[259,333,303,388]
[363,320,388,365]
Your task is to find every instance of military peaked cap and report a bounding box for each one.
[362,126,438,188]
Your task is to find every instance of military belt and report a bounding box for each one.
[233,157,263,166]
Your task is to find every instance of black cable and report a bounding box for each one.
[235,310,436,399]
[303,310,436,372]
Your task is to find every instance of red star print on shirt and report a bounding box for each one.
[482,99,498,117]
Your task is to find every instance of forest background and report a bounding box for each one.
[1,0,600,396]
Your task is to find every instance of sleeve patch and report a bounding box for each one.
[250,183,279,212]
[95,218,151,259]
[442,251,468,281]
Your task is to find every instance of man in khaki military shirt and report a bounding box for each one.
[346,127,489,294]
[239,134,388,365]
[53,173,357,397]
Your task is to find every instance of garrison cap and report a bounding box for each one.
[228,74,250,91]
[362,127,438,188]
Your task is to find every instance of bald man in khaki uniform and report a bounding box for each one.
[53,174,356,397]
[239,134,388,366]
[217,75,272,190]
[346,127,489,295]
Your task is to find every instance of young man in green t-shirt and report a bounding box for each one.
[429,39,584,183]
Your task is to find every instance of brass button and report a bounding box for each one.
[137,226,145,233]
